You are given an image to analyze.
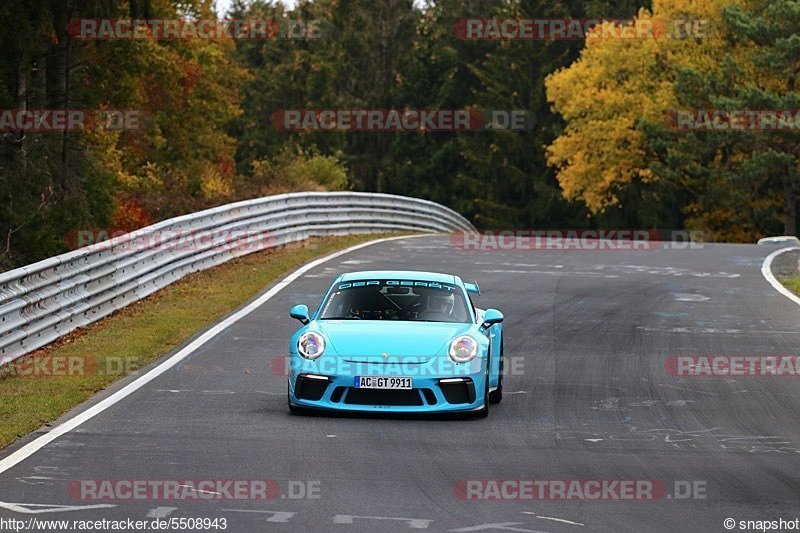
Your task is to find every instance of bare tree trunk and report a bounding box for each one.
[786,65,799,237]
[61,36,71,186]
[130,0,152,18]
[15,55,27,174]
[46,0,71,195]
[784,183,796,236]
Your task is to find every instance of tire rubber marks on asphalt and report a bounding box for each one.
[474,262,562,268]
[637,326,743,334]
[557,426,800,452]
[640,325,800,335]
[479,265,739,278]
[612,265,739,278]
[478,269,617,278]
[592,397,694,412]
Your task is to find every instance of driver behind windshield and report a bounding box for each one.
[421,292,455,320]
[320,281,470,323]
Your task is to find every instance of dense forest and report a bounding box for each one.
[0,0,798,269]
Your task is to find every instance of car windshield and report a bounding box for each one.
[319,279,471,323]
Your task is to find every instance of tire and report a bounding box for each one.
[489,354,503,404]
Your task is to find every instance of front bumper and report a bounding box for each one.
[287,356,487,413]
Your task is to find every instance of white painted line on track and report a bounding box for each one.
[522,512,585,527]
[146,507,177,518]
[220,510,295,522]
[450,522,548,533]
[333,514,432,528]
[0,234,430,475]
[761,246,800,306]
[0,501,116,514]
[177,484,220,496]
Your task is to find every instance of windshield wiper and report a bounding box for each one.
[321,316,362,320]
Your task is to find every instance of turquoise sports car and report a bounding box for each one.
[287,270,504,417]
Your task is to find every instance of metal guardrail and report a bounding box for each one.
[0,192,475,364]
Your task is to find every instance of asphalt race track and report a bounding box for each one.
[2,235,800,532]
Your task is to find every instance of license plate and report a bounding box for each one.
[354,376,412,389]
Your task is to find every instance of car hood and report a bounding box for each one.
[316,320,474,362]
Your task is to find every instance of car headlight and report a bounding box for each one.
[449,335,478,363]
[298,332,325,360]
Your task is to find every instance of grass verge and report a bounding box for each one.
[780,275,800,296]
[0,233,397,449]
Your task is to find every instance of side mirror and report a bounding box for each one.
[481,308,504,328]
[289,304,310,325]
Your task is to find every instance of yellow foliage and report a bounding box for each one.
[250,149,349,194]
[83,126,162,191]
[200,167,233,200]
[545,0,742,212]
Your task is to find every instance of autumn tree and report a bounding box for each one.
[546,0,799,240]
